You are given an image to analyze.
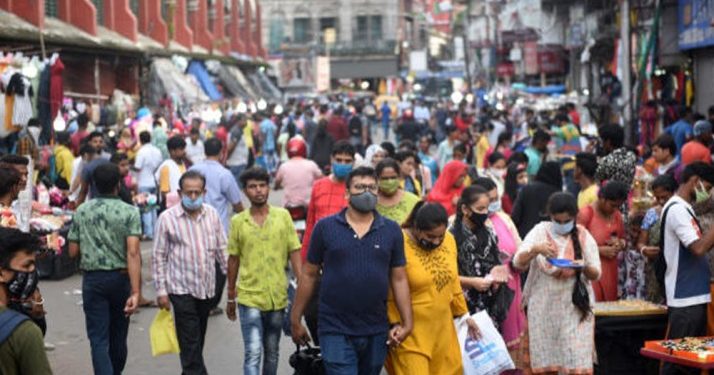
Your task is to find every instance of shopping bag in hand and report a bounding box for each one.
[150,309,180,356]
[457,311,515,375]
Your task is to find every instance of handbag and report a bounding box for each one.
[289,343,325,375]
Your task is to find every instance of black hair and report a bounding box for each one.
[190,127,200,135]
[56,131,70,145]
[0,227,41,268]
[239,166,270,186]
[547,192,591,321]
[679,106,692,119]
[27,118,39,127]
[598,124,625,149]
[380,142,396,157]
[554,114,570,124]
[652,134,677,157]
[204,138,222,157]
[507,151,528,166]
[504,162,527,202]
[286,121,296,139]
[682,161,714,185]
[402,201,448,231]
[76,114,89,127]
[497,131,512,146]
[575,152,597,178]
[651,174,678,193]
[79,144,97,157]
[0,155,29,166]
[532,129,551,144]
[331,140,355,157]
[453,143,467,157]
[110,153,128,164]
[487,151,505,166]
[600,181,629,201]
[93,162,121,195]
[179,170,207,190]
[0,167,21,197]
[88,131,103,141]
[472,177,497,192]
[375,158,400,177]
[167,135,187,151]
[394,150,417,164]
[346,166,377,188]
[398,140,417,152]
[452,186,490,251]
[139,131,151,144]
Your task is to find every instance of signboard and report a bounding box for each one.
[315,56,330,92]
[537,45,565,74]
[277,57,315,88]
[324,28,336,45]
[496,62,515,77]
[410,50,428,72]
[679,0,714,50]
[524,41,539,75]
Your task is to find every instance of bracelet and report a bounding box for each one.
[32,298,44,305]
[226,299,236,304]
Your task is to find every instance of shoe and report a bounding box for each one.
[209,307,223,316]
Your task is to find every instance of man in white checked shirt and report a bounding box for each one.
[152,170,228,375]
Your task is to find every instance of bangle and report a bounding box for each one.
[32,298,44,305]
[227,299,236,304]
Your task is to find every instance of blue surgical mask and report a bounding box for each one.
[182,195,203,211]
[332,162,353,180]
[488,201,502,214]
[552,220,574,236]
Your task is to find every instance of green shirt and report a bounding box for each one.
[67,196,142,271]
[377,191,419,225]
[0,307,52,375]
[227,206,301,311]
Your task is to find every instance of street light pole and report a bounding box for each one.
[463,0,472,93]
[621,0,633,145]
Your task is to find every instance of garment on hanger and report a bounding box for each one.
[9,73,34,128]
[49,57,64,124]
[38,63,51,144]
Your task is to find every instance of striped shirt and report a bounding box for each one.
[152,204,228,299]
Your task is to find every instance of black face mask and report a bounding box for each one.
[418,238,442,251]
[469,211,489,229]
[6,269,39,301]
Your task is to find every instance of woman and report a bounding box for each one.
[484,131,514,168]
[480,152,507,198]
[514,193,601,374]
[637,174,677,303]
[427,160,468,216]
[309,119,334,173]
[511,161,563,238]
[116,128,137,161]
[578,181,628,302]
[502,162,528,215]
[472,177,525,368]
[451,186,512,327]
[376,158,420,225]
[362,144,387,167]
[386,202,479,375]
[395,150,423,197]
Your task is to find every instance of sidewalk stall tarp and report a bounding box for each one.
[248,70,281,101]
[205,60,253,100]
[225,65,259,100]
[147,58,209,107]
[187,61,223,101]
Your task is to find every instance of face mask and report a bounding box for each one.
[379,179,400,194]
[418,238,441,251]
[490,168,506,178]
[181,195,203,211]
[6,269,39,301]
[332,162,353,179]
[696,181,711,203]
[488,201,502,214]
[469,211,489,228]
[349,191,377,213]
[552,220,575,236]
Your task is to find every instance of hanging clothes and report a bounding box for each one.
[2,68,16,135]
[49,57,64,123]
[8,73,34,128]
[37,62,51,144]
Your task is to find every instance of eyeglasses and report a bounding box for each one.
[352,184,378,193]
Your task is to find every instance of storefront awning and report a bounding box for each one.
[146,58,209,107]
[187,61,223,101]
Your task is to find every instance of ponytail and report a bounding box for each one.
[570,224,591,321]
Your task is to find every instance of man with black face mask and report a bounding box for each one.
[0,227,52,375]
[291,166,414,375]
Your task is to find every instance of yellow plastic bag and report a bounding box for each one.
[150,309,180,357]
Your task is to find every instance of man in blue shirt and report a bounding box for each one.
[290,166,413,375]
[380,101,392,140]
[259,114,278,175]
[665,107,694,157]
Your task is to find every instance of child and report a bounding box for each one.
[619,213,647,300]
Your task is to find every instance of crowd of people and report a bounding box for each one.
[3,95,714,375]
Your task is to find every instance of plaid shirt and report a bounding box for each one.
[301,176,347,259]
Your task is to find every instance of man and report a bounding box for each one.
[595,124,638,189]
[185,127,205,164]
[652,134,680,178]
[110,153,134,205]
[551,114,582,194]
[437,127,459,169]
[226,114,250,186]
[575,152,598,209]
[68,163,142,375]
[524,130,551,178]
[681,120,713,166]
[153,171,227,375]
[70,113,90,155]
[660,162,714,375]
[54,131,74,189]
[69,145,96,204]
[274,138,323,207]
[155,135,187,205]
[259,113,278,174]
[665,107,694,157]
[77,145,111,206]
[291,166,413,375]
[413,99,431,125]
[380,100,391,140]
[134,131,163,240]
[226,167,302,375]
[348,105,366,154]
[518,107,535,141]
[190,138,244,315]
[0,155,29,189]
[303,109,317,148]
[0,227,52,375]
[87,131,111,160]
[326,107,349,142]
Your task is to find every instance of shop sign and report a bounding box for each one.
[496,62,515,77]
[524,41,539,75]
[679,0,714,50]
[537,46,565,74]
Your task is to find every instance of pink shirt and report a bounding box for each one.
[275,158,323,207]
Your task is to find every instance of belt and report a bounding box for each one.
[82,268,128,274]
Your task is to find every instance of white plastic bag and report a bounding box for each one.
[457,311,515,375]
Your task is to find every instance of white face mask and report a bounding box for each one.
[552,220,574,236]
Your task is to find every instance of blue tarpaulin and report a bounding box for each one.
[187,61,223,101]
[518,84,566,95]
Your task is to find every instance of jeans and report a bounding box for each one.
[381,119,390,140]
[228,164,247,188]
[170,294,213,375]
[82,271,131,375]
[238,304,283,375]
[320,332,389,375]
[138,186,157,239]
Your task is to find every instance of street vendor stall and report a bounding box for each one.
[29,198,77,280]
[641,337,714,375]
[594,300,668,375]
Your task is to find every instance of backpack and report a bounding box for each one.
[655,202,700,290]
[0,309,29,345]
[348,116,362,137]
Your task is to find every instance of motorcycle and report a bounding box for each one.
[286,205,307,242]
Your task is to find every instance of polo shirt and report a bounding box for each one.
[67,196,142,271]
[662,195,711,307]
[307,209,405,336]
[227,206,300,311]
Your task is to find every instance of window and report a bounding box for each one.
[269,18,284,52]
[319,17,337,44]
[370,16,382,41]
[354,16,368,42]
[130,0,139,17]
[92,0,104,26]
[45,0,57,17]
[224,1,232,37]
[161,0,168,21]
[294,18,311,44]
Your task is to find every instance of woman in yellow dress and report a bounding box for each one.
[386,201,480,375]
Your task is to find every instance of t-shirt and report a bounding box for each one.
[82,158,111,199]
[185,138,205,164]
[577,184,598,209]
[275,158,323,207]
[662,195,711,307]
[665,120,693,156]
[681,141,712,166]
[524,147,543,177]
[260,119,277,152]
[226,126,249,167]
[134,143,163,188]
[190,160,242,233]
[307,209,406,336]
[0,307,52,375]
